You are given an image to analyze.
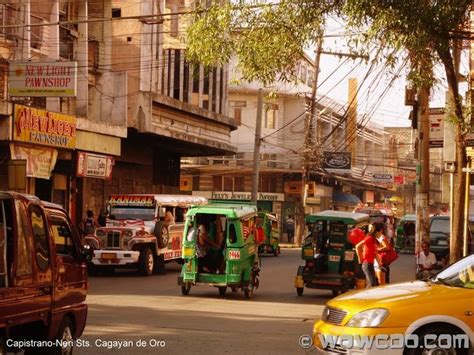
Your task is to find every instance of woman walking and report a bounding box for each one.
[356,222,384,288]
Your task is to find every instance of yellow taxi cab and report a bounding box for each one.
[313,254,474,354]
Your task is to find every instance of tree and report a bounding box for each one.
[186,0,471,261]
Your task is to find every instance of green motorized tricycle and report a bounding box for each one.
[257,211,280,256]
[295,211,370,297]
[178,203,261,299]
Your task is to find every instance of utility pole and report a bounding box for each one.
[415,82,430,257]
[297,31,323,245]
[251,88,263,203]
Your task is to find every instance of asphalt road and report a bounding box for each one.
[78,250,417,354]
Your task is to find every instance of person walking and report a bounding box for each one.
[356,222,384,288]
[285,215,295,243]
[80,210,99,236]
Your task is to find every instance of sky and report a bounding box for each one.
[314,18,470,128]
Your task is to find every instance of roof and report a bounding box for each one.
[186,203,258,219]
[353,207,394,216]
[305,210,370,224]
[0,191,63,210]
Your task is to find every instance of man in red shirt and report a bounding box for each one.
[356,222,384,287]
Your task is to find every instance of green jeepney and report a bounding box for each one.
[178,203,260,299]
[257,211,280,256]
[295,210,370,297]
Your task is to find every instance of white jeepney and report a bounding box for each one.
[84,194,207,275]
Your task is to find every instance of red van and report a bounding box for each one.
[0,192,89,354]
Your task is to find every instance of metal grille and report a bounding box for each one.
[106,231,121,248]
[322,307,348,325]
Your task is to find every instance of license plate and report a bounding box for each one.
[101,253,116,260]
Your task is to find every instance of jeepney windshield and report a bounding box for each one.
[109,207,155,221]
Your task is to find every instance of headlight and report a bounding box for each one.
[346,308,388,328]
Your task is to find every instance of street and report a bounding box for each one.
[79,250,417,354]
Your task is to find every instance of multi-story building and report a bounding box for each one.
[0,0,237,224]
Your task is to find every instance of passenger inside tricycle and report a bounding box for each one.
[193,214,227,274]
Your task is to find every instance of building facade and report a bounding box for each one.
[0,0,237,225]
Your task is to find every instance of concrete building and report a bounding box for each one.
[0,0,236,224]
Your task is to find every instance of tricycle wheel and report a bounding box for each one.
[218,286,227,296]
[296,287,304,296]
[231,285,238,292]
[181,283,191,295]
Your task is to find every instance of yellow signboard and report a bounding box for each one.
[13,104,76,149]
[180,176,193,191]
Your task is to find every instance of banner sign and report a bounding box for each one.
[13,104,76,149]
[108,195,156,208]
[10,143,58,179]
[192,190,285,202]
[9,61,77,97]
[76,152,114,180]
[372,173,394,183]
[323,152,351,170]
[429,108,444,147]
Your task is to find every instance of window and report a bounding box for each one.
[49,214,78,258]
[112,8,122,17]
[213,176,223,190]
[88,39,99,70]
[234,177,244,191]
[307,70,314,86]
[15,201,32,277]
[1,199,15,287]
[229,101,246,124]
[228,223,237,244]
[30,15,44,50]
[263,103,278,129]
[260,176,277,193]
[223,177,233,191]
[30,205,50,272]
[300,65,307,83]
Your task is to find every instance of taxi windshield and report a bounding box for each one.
[433,255,474,289]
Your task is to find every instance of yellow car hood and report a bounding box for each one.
[326,281,471,327]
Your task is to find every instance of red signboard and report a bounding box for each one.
[394,175,405,185]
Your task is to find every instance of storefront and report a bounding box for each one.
[2,104,77,213]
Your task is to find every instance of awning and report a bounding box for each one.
[333,191,362,205]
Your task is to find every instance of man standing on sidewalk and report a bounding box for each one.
[285,215,295,243]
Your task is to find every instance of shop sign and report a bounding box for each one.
[108,195,156,208]
[394,175,405,185]
[323,152,351,171]
[285,181,302,195]
[76,152,114,180]
[192,191,285,202]
[372,173,394,183]
[13,104,76,149]
[10,143,58,179]
[9,61,77,97]
[180,176,193,191]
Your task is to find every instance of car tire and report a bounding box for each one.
[154,222,169,249]
[87,263,98,276]
[405,325,469,355]
[296,287,304,296]
[139,247,154,276]
[218,286,227,296]
[53,317,75,355]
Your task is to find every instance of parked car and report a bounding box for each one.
[429,215,474,261]
[0,191,91,354]
[313,254,474,354]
